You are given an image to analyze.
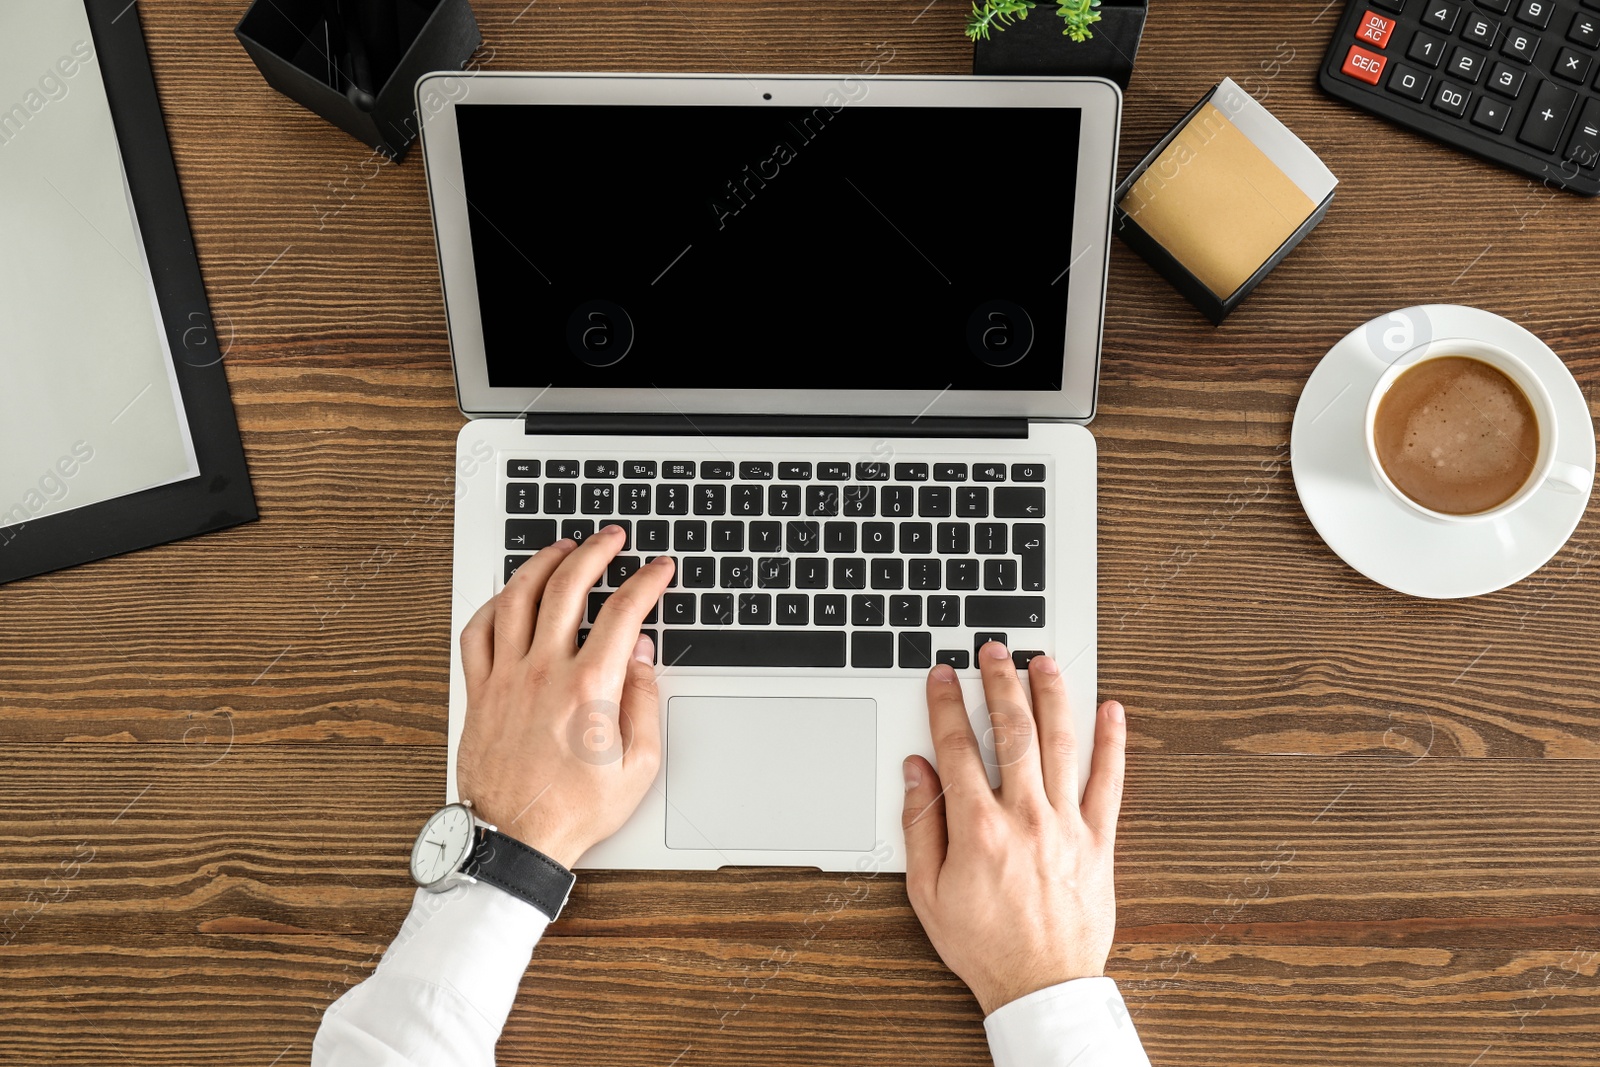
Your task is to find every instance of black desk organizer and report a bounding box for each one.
[0,0,257,586]
[236,0,481,160]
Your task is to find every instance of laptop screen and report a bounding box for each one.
[456,102,1081,393]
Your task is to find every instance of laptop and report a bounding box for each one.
[419,73,1121,872]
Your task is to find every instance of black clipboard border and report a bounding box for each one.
[0,0,258,585]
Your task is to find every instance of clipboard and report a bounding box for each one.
[0,0,257,585]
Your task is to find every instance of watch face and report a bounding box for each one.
[410,804,475,887]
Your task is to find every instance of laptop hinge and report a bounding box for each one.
[521,414,1030,439]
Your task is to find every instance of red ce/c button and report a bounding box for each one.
[1342,44,1388,85]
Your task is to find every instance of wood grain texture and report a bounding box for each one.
[1,0,1598,1063]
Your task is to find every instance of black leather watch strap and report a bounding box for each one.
[462,828,576,921]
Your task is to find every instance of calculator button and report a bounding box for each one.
[1502,27,1541,61]
[1358,9,1398,46]
[1472,94,1514,129]
[1518,78,1578,150]
[1372,0,1408,9]
[1476,0,1511,12]
[1571,12,1600,47]
[1462,12,1501,46]
[1432,80,1473,114]
[1566,98,1600,166]
[1388,62,1434,99]
[1487,60,1528,94]
[1424,1,1461,31]
[1554,47,1595,82]
[1409,29,1448,65]
[1514,0,1552,30]
[1448,45,1488,80]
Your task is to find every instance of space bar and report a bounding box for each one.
[662,630,847,667]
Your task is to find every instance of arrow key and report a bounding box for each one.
[993,487,1046,518]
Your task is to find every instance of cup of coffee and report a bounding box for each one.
[1364,338,1592,523]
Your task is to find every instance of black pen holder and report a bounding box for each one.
[236,0,482,159]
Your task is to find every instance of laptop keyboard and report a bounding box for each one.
[501,456,1050,670]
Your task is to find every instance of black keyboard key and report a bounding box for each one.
[664,629,845,666]
[938,522,971,554]
[584,460,618,479]
[663,461,695,480]
[623,460,656,479]
[662,593,696,625]
[712,521,744,552]
[750,521,782,553]
[681,556,716,588]
[817,462,851,481]
[934,463,968,482]
[786,520,819,553]
[967,596,1046,628]
[582,483,615,515]
[852,631,894,668]
[899,522,934,554]
[607,555,641,587]
[656,483,689,515]
[910,559,941,590]
[1015,523,1046,592]
[547,460,580,478]
[505,554,531,583]
[776,594,808,625]
[757,557,791,588]
[730,485,764,516]
[862,523,895,553]
[700,461,734,480]
[1502,25,1540,61]
[856,462,890,481]
[1572,10,1600,47]
[695,484,727,515]
[768,484,802,516]
[852,595,886,627]
[1514,0,1551,29]
[936,649,970,669]
[872,558,905,589]
[619,484,652,515]
[721,557,754,588]
[824,521,857,553]
[1410,28,1448,65]
[976,523,1009,554]
[815,594,847,625]
[842,485,876,516]
[956,486,989,518]
[890,595,922,627]
[974,631,1007,657]
[947,559,980,589]
[1424,0,1462,31]
[807,485,840,516]
[738,592,771,625]
[701,593,735,625]
[544,482,577,514]
[779,462,812,480]
[1567,98,1600,166]
[894,463,929,482]
[1432,79,1472,115]
[1519,78,1577,149]
[588,590,610,624]
[973,462,1007,482]
[561,519,596,544]
[1447,44,1487,80]
[796,557,829,589]
[739,461,774,480]
[1473,93,1514,129]
[918,486,952,517]
[636,520,670,552]
[881,486,915,516]
[1010,462,1047,482]
[507,459,540,478]
[1553,46,1594,81]
[1012,649,1046,671]
[927,595,961,626]
[1462,11,1502,46]
[994,487,1046,518]
[506,518,558,551]
[1487,59,1526,94]
[833,557,867,589]
[507,483,538,514]
[983,559,1019,590]
[900,631,934,669]
[674,520,707,553]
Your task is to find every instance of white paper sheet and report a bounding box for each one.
[0,0,199,530]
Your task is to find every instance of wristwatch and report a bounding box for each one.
[409,800,576,921]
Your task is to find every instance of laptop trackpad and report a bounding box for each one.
[665,696,876,853]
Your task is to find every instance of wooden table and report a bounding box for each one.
[4,2,1598,1064]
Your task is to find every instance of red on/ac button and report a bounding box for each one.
[1342,44,1388,85]
[1355,10,1395,48]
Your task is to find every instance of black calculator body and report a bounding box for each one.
[1321,0,1600,195]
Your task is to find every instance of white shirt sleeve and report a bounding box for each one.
[983,978,1151,1067]
[311,880,549,1067]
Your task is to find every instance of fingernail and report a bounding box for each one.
[983,641,1010,661]
[930,663,957,684]
[1031,655,1059,675]
[632,633,654,664]
[902,758,920,791]
[1105,700,1125,723]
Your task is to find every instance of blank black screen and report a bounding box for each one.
[457,102,1080,391]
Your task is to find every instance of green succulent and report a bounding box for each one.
[965,0,1104,43]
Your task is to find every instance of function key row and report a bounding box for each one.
[507,459,1046,483]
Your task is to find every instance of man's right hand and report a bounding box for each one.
[901,642,1127,1016]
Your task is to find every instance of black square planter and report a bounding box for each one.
[972,0,1147,89]
[236,0,482,159]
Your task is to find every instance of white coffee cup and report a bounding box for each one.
[1364,338,1593,524]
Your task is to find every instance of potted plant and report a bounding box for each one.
[969,0,1149,89]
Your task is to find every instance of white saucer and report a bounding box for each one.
[1291,305,1596,599]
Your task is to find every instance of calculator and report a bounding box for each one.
[1320,0,1600,195]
